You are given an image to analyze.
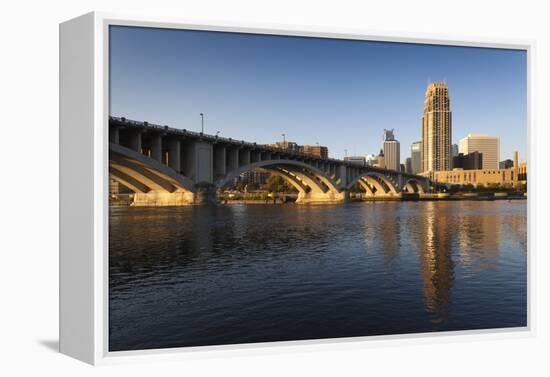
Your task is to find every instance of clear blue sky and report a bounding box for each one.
[109,26,527,162]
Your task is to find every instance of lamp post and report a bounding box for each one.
[200,113,204,134]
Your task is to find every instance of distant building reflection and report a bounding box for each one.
[379,205,400,263]
[456,203,501,271]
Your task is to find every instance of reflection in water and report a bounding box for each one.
[109,201,527,351]
[456,204,501,271]
[419,202,454,326]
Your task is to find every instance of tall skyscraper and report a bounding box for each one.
[422,82,452,172]
[410,141,422,174]
[458,133,500,170]
[382,129,400,171]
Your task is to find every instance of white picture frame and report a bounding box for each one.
[59,11,536,365]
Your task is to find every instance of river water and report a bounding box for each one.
[109,200,527,351]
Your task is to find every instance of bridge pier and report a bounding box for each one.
[193,185,218,205]
[132,190,195,206]
[151,134,163,162]
[128,131,142,153]
[131,186,218,206]
[167,138,181,172]
[295,189,349,204]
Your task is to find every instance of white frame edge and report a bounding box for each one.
[59,11,536,365]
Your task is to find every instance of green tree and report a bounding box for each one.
[265,175,293,193]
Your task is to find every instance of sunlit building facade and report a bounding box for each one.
[303,144,329,159]
[459,133,500,170]
[382,129,400,171]
[422,82,452,172]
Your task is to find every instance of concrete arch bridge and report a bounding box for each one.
[109,117,429,206]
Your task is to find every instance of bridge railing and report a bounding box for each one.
[110,116,343,163]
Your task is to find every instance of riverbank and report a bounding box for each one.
[219,193,527,205]
[109,192,527,206]
[359,192,526,202]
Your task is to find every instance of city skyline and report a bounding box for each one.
[110,26,527,163]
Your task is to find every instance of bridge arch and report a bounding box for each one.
[216,159,346,203]
[109,143,197,205]
[402,178,427,194]
[346,172,399,197]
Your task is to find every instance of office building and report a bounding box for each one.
[366,154,378,166]
[303,145,329,159]
[451,143,459,167]
[271,140,302,153]
[431,165,526,186]
[459,133,499,170]
[240,169,271,186]
[431,150,526,187]
[499,159,514,169]
[271,140,328,159]
[452,151,483,170]
[422,82,452,172]
[451,144,459,158]
[405,157,412,174]
[382,128,400,171]
[374,149,385,169]
[411,141,422,174]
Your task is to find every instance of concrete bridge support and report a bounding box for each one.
[167,138,180,172]
[128,132,141,153]
[151,134,163,162]
[296,189,348,204]
[133,190,195,206]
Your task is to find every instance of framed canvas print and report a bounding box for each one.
[59,12,534,365]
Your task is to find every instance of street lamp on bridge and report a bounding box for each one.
[200,113,204,134]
